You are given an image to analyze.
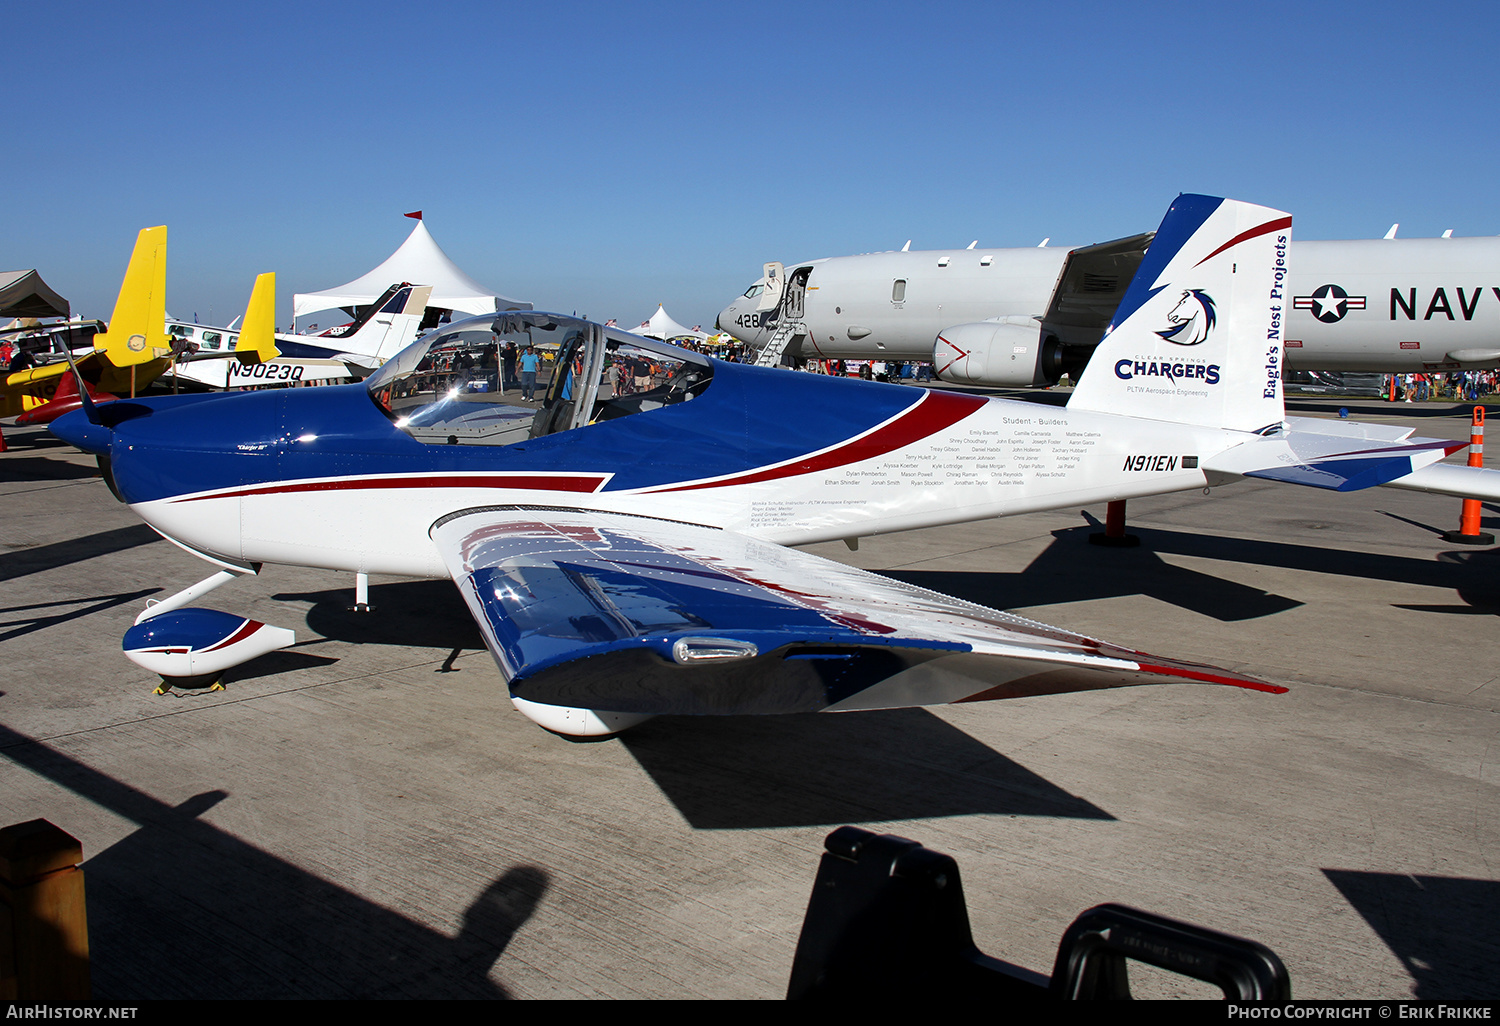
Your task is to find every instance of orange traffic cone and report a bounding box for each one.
[1443,406,1494,545]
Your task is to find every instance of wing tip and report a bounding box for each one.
[1134,661,1288,694]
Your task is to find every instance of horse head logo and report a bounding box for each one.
[1158,289,1216,346]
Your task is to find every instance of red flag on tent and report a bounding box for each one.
[404,211,423,220]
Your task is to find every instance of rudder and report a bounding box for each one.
[1067,195,1291,434]
[235,272,281,365]
[95,226,171,368]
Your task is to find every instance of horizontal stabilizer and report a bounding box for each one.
[1382,461,1500,502]
[1204,418,1462,492]
[432,508,1282,719]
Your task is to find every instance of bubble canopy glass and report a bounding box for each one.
[366,312,714,447]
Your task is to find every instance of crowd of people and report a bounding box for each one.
[792,359,933,381]
[1388,371,1497,402]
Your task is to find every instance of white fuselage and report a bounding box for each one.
[129,394,1228,581]
[719,237,1500,372]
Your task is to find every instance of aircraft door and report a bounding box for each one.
[757,262,785,313]
[785,268,810,320]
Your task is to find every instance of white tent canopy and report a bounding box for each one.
[630,304,708,342]
[293,217,529,323]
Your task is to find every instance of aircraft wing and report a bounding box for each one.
[1039,232,1153,347]
[4,359,70,390]
[431,508,1282,720]
[1,359,76,417]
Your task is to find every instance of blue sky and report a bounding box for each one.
[7,0,1498,330]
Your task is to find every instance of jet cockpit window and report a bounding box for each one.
[741,283,765,299]
[365,313,713,447]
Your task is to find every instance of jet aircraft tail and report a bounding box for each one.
[94,226,172,368]
[1068,195,1291,434]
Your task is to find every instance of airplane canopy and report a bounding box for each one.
[631,304,708,342]
[293,218,530,322]
[0,269,70,319]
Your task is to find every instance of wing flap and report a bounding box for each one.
[432,508,1280,717]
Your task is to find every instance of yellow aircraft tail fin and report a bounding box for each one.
[235,272,281,365]
[95,226,170,367]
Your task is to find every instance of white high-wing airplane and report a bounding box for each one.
[168,283,435,389]
[52,195,1500,739]
[717,224,1500,385]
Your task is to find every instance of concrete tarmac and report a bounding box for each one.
[2,396,1499,999]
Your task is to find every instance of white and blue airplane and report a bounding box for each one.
[51,195,1500,738]
[168,282,434,389]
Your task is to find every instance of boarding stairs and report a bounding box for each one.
[754,317,808,368]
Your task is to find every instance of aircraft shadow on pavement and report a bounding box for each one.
[1378,505,1500,539]
[909,522,1500,620]
[888,524,1304,622]
[275,580,486,651]
[0,722,545,999]
[621,707,1112,830]
[0,456,102,483]
[1322,869,1500,999]
[0,429,76,454]
[0,524,161,584]
[0,590,158,644]
[219,647,341,683]
[282,582,1111,829]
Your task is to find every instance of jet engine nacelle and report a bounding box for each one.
[933,319,1057,387]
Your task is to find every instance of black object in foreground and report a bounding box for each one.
[788,825,1290,1000]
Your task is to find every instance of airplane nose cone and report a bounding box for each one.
[50,408,113,454]
[718,302,752,343]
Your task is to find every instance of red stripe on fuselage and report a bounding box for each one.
[1193,216,1293,267]
[651,390,988,493]
[169,474,610,503]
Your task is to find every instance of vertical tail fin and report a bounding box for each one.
[1067,195,1292,434]
[321,283,434,365]
[358,284,433,363]
[234,272,281,365]
[95,226,170,367]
